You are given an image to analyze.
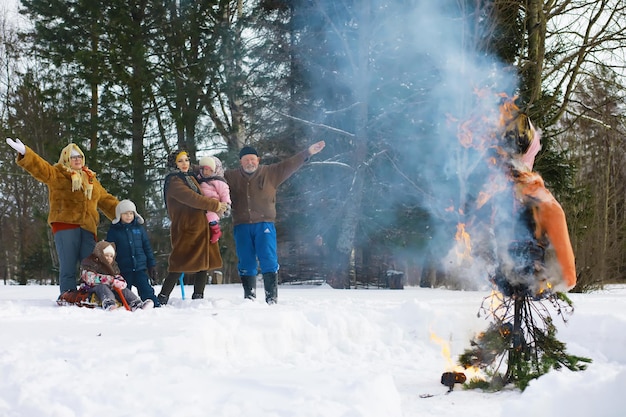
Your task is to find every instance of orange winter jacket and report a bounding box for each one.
[515,168,576,290]
[16,146,118,237]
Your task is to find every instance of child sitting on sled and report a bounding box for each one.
[80,241,153,311]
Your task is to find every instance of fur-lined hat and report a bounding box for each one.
[95,240,116,256]
[198,156,216,171]
[112,199,145,224]
[82,240,120,276]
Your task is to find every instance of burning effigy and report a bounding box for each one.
[439,93,591,392]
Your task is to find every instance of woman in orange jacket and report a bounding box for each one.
[6,138,119,294]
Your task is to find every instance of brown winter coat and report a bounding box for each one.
[165,173,223,273]
[224,150,309,226]
[81,241,121,277]
[16,146,118,236]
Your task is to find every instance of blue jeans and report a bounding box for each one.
[54,228,96,293]
[233,222,278,276]
[121,270,159,305]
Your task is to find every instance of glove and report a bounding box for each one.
[112,277,127,290]
[223,204,231,218]
[217,202,229,215]
[6,138,25,155]
[147,266,157,283]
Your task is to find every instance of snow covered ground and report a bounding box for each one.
[0,282,624,417]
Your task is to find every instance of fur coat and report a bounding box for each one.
[17,146,118,236]
[164,172,223,273]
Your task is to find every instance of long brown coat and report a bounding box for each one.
[17,146,118,236]
[165,173,223,273]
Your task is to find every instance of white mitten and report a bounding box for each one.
[6,138,26,155]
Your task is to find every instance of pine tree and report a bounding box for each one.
[458,292,591,391]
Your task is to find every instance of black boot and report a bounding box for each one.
[192,270,208,299]
[157,293,169,306]
[157,272,180,306]
[241,275,256,300]
[263,272,278,305]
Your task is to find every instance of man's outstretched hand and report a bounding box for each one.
[308,141,325,156]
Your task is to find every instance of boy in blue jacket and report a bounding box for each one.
[106,200,160,307]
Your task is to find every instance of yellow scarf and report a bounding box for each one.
[57,143,95,200]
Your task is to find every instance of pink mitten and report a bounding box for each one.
[112,278,127,290]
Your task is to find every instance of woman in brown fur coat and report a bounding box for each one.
[6,138,119,294]
[157,149,228,305]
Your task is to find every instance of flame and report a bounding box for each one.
[455,223,472,260]
[475,180,508,210]
[430,332,456,370]
[430,331,484,381]
[498,94,520,129]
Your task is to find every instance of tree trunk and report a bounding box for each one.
[329,1,370,289]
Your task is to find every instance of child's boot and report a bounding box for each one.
[102,298,117,311]
[209,222,222,244]
[129,299,143,311]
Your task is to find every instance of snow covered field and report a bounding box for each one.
[1,283,624,417]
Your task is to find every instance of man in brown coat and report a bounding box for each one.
[224,141,325,304]
[157,149,228,305]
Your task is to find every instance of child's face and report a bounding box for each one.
[121,211,135,224]
[103,253,115,264]
[200,166,214,177]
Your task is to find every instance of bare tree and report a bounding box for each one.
[560,65,626,288]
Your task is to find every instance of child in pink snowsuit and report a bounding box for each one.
[197,156,231,243]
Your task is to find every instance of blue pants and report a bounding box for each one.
[121,270,159,305]
[233,222,278,276]
[54,228,96,293]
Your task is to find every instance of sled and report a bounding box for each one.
[56,288,127,309]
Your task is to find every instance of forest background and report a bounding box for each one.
[0,0,625,292]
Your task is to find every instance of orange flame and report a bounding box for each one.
[430,331,484,381]
[455,223,472,260]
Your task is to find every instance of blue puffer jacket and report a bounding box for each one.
[106,219,156,273]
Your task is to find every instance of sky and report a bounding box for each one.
[1,282,624,417]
